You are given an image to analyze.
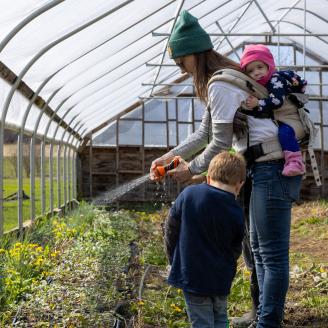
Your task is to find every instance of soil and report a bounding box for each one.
[284,308,328,328]
[290,234,328,263]
[283,201,328,327]
[290,201,328,263]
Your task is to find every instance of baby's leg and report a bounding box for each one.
[278,122,305,176]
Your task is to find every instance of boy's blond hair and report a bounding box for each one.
[208,151,246,185]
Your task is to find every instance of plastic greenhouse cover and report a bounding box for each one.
[0,0,327,142]
[92,97,204,147]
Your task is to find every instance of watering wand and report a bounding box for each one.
[156,157,180,177]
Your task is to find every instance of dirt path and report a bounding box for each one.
[290,200,328,262]
[284,201,328,327]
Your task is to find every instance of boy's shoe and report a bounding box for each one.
[231,310,257,327]
[247,317,258,328]
[282,150,305,176]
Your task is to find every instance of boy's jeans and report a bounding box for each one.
[183,291,228,328]
[250,160,302,328]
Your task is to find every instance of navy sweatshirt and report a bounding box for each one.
[164,183,244,296]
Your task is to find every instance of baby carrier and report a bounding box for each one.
[208,69,321,186]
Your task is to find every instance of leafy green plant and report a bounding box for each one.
[133,287,189,327]
[0,242,54,306]
[0,201,326,326]
[228,265,251,317]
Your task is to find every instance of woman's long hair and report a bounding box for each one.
[193,50,242,103]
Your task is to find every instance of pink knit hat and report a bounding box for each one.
[240,44,276,86]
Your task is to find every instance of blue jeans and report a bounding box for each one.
[249,160,301,328]
[183,291,228,328]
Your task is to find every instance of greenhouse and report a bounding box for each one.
[0,0,327,327]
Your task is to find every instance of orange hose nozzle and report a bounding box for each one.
[156,157,180,176]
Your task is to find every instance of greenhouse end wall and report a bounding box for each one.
[78,146,327,203]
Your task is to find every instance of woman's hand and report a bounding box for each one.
[245,95,259,109]
[149,152,175,181]
[167,157,192,183]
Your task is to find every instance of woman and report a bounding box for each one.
[149,10,302,328]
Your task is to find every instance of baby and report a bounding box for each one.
[240,44,307,176]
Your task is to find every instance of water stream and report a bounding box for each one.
[93,174,150,205]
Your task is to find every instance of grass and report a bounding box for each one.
[3,177,70,232]
[2,155,71,232]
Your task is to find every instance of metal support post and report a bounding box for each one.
[63,144,68,212]
[57,144,61,209]
[49,143,54,214]
[72,150,76,200]
[17,134,23,235]
[89,135,93,198]
[67,146,71,206]
[30,138,35,220]
[41,140,46,214]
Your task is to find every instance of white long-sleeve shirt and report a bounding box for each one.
[171,81,279,174]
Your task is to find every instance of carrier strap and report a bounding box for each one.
[243,137,282,164]
[208,68,268,99]
[307,147,322,186]
[208,69,322,186]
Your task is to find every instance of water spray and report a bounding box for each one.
[93,157,180,205]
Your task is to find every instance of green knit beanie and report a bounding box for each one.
[168,10,213,59]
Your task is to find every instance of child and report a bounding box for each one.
[164,152,245,328]
[240,44,307,176]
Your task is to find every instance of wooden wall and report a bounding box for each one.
[77,146,327,203]
[77,146,182,203]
